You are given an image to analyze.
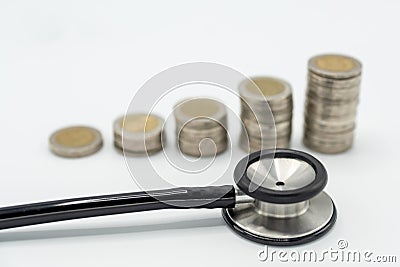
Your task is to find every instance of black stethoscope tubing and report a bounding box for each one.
[0,185,236,231]
[0,149,335,246]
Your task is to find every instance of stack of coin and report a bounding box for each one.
[304,54,362,153]
[239,76,293,152]
[113,113,164,156]
[174,98,228,157]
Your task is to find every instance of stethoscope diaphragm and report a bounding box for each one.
[223,149,336,245]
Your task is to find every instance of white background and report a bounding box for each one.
[0,1,399,266]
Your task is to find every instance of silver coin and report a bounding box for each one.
[243,119,291,138]
[308,72,361,89]
[178,127,227,143]
[304,128,354,142]
[305,108,357,122]
[49,126,103,158]
[178,137,228,157]
[305,99,358,117]
[303,136,353,154]
[306,90,359,104]
[113,140,163,157]
[304,118,355,133]
[241,109,292,124]
[178,123,226,138]
[239,133,290,152]
[241,98,293,115]
[307,84,360,100]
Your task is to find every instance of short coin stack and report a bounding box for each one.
[113,113,164,156]
[174,98,228,157]
[304,54,362,153]
[239,76,293,152]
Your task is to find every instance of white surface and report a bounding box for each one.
[0,0,399,266]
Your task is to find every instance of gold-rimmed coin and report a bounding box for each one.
[49,126,103,158]
[308,54,362,79]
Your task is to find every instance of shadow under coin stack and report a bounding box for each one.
[174,98,228,157]
[239,76,293,152]
[113,113,164,156]
[304,54,362,153]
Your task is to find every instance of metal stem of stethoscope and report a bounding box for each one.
[0,149,336,246]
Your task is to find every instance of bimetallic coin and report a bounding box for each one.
[306,90,359,104]
[307,84,360,100]
[49,126,103,158]
[239,76,292,105]
[178,137,228,157]
[308,54,362,79]
[174,98,227,129]
[239,133,290,152]
[304,118,355,134]
[243,119,291,138]
[308,72,361,88]
[305,98,358,117]
[178,125,227,143]
[303,136,353,154]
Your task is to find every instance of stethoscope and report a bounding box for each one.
[0,148,336,246]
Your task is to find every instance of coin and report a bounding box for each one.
[239,132,290,152]
[239,76,292,104]
[243,119,291,138]
[49,126,103,158]
[305,97,358,117]
[308,54,362,79]
[178,137,228,157]
[174,98,227,129]
[303,137,353,154]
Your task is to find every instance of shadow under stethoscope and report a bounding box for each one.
[0,216,225,242]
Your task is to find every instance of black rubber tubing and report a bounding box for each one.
[0,185,236,230]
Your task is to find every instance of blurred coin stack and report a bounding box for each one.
[113,113,164,156]
[304,54,362,153]
[174,98,228,157]
[239,76,293,152]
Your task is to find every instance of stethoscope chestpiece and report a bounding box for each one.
[222,148,337,246]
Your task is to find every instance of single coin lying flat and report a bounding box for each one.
[49,126,103,158]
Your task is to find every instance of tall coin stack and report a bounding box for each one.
[113,113,165,156]
[174,98,228,157]
[239,76,293,152]
[304,54,362,154]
